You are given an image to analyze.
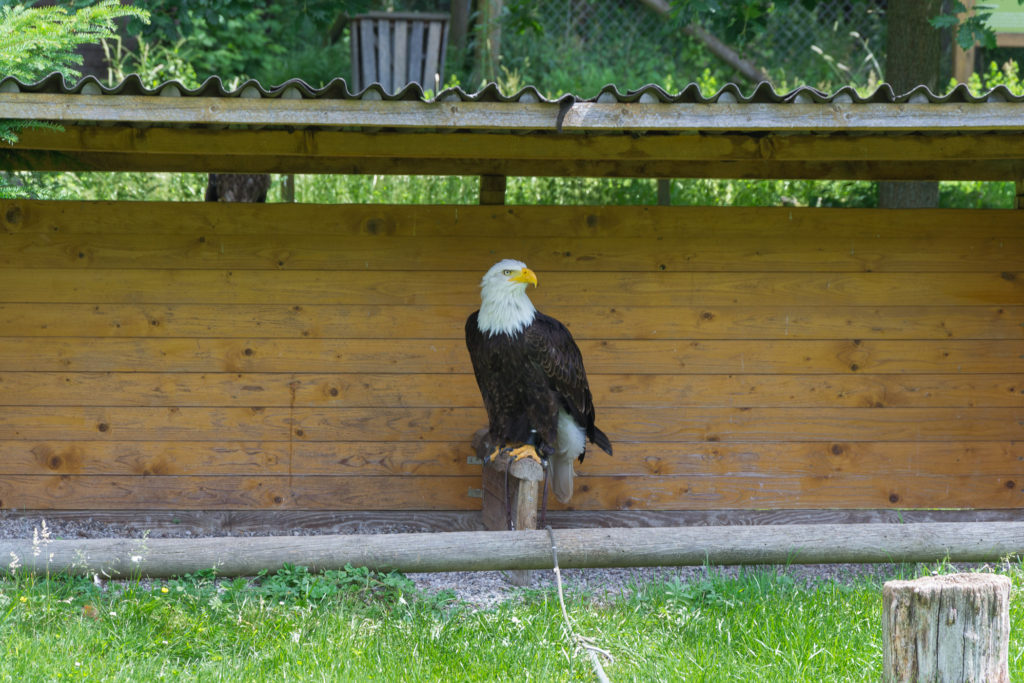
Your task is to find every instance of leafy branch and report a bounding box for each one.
[0,0,149,81]
[931,1,1024,50]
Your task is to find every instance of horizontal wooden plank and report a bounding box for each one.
[0,472,1018,510]
[5,202,1022,273]
[0,441,470,476]
[13,128,1024,166]
[1,338,1020,373]
[6,508,1023,535]
[3,372,1023,408]
[4,303,1020,340]
[0,474,480,510]
[6,230,1021,273]
[3,270,1018,306]
[7,128,1024,178]
[0,201,867,239]
[1,406,1021,442]
[0,440,1018,478]
[4,94,1023,132]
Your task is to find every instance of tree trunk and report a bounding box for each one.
[473,0,503,85]
[450,0,471,53]
[883,573,1011,682]
[879,0,941,208]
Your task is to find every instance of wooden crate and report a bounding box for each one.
[349,11,449,93]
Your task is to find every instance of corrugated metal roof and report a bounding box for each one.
[2,71,1023,105]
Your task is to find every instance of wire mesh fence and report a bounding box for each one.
[375,0,889,93]
[760,1,886,87]
[499,0,887,92]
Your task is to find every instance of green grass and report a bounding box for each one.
[2,560,1022,682]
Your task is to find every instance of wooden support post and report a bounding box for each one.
[656,178,671,205]
[951,0,977,84]
[282,173,295,203]
[1015,179,1023,210]
[883,573,1011,683]
[479,174,506,205]
[474,428,545,585]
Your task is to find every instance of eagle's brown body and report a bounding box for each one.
[465,310,609,464]
[205,173,271,202]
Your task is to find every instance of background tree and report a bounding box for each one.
[878,0,942,209]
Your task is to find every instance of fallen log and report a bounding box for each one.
[1,522,1021,579]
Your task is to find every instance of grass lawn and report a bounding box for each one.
[1,561,1021,682]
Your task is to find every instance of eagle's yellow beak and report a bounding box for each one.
[510,267,538,287]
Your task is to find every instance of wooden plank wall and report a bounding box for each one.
[0,201,1022,512]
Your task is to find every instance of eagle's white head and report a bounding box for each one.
[477,258,538,337]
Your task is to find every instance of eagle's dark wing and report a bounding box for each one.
[524,312,612,457]
[205,173,271,202]
[464,311,495,420]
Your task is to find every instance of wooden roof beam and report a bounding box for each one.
[13,126,1024,163]
[6,126,1024,180]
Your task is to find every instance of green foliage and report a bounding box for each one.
[254,563,414,606]
[932,1,1024,50]
[0,0,149,197]
[6,171,208,201]
[102,34,200,88]
[0,0,148,81]
[952,58,1024,94]
[495,1,712,97]
[112,0,359,86]
[932,2,999,50]
[13,169,1014,209]
[293,173,480,204]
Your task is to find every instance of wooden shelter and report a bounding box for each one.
[0,74,1022,532]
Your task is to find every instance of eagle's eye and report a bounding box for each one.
[502,269,512,276]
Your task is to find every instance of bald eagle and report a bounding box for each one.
[465,259,612,505]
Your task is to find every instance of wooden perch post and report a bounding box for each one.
[883,573,1011,682]
[474,428,545,584]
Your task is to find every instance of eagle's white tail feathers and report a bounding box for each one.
[551,409,586,504]
[550,453,575,504]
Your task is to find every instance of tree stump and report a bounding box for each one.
[883,573,1011,683]
[473,428,545,586]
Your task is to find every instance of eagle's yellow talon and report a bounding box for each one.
[501,444,542,464]
[483,445,503,464]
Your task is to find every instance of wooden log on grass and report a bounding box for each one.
[883,573,1011,682]
[1,522,1021,579]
